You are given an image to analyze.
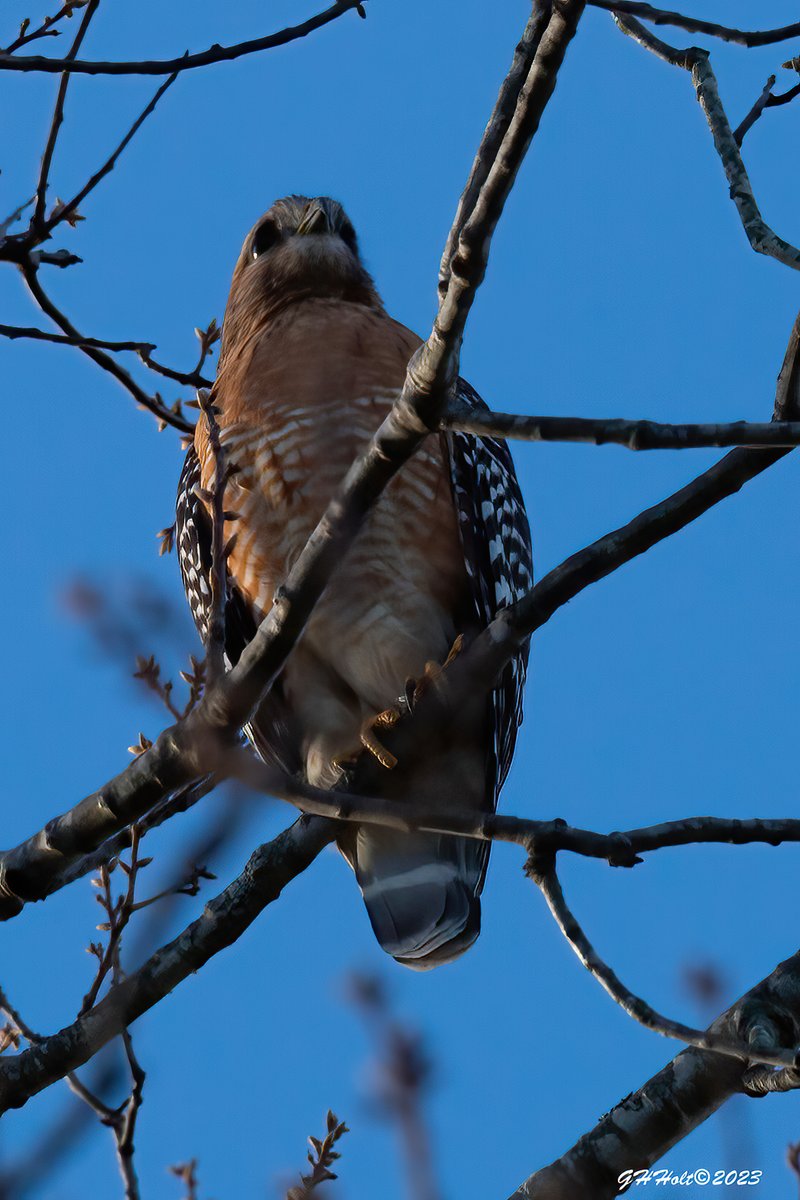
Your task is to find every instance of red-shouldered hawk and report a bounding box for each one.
[176,196,532,970]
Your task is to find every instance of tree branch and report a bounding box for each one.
[0,323,155,354]
[231,751,800,869]
[436,308,800,707]
[32,0,98,229]
[0,1,368,76]
[590,3,800,48]
[529,861,797,1068]
[34,69,179,240]
[2,1,88,56]
[510,950,800,1198]
[614,16,800,272]
[733,75,800,147]
[0,817,333,1114]
[20,264,193,433]
[444,404,800,449]
[437,2,552,301]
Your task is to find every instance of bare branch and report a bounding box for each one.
[33,0,98,228]
[0,817,334,1113]
[20,264,193,433]
[591,2,800,48]
[348,975,440,1200]
[138,320,219,390]
[510,951,800,1198]
[2,2,88,56]
[733,73,800,146]
[529,862,797,1068]
[0,323,155,354]
[614,17,800,272]
[436,308,800,708]
[437,2,551,299]
[0,0,368,76]
[36,69,179,239]
[444,404,800,449]
[232,750,800,868]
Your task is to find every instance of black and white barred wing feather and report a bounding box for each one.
[175,445,300,775]
[444,378,533,812]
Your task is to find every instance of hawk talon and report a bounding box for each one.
[359,707,400,770]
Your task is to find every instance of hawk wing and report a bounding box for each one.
[443,376,533,814]
[175,445,301,776]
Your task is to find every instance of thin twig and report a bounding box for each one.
[32,0,99,229]
[733,75,777,146]
[286,1110,349,1200]
[530,862,796,1067]
[0,0,368,75]
[614,17,800,271]
[733,74,800,146]
[36,69,179,239]
[2,2,88,55]
[169,1160,200,1199]
[0,323,155,354]
[233,751,800,867]
[591,2,800,48]
[80,829,146,1015]
[348,975,440,1200]
[20,264,193,432]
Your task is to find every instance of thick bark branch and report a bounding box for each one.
[437,2,551,300]
[444,405,800,449]
[510,951,800,1198]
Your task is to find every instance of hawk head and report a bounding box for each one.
[220,195,382,359]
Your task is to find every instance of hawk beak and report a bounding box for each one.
[296,204,331,236]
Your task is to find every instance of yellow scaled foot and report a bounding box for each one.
[359,707,400,770]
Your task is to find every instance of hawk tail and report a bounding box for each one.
[353,828,486,970]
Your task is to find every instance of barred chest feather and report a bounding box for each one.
[194,300,467,670]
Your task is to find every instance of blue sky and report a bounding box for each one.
[3,0,800,1196]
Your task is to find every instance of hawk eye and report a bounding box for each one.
[339,220,357,251]
[251,219,280,261]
